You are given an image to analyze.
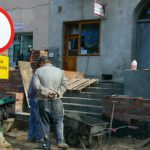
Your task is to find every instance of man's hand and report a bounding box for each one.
[48,93,56,99]
[48,92,59,99]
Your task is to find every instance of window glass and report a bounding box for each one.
[64,21,100,56]
[80,23,99,54]
[9,33,33,67]
[68,37,78,56]
[65,24,79,35]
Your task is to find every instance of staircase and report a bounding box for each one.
[63,81,124,119]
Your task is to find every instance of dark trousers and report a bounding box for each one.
[28,98,42,140]
[38,99,64,149]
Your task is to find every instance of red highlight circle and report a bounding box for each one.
[0,7,15,53]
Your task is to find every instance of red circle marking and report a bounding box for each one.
[0,7,14,53]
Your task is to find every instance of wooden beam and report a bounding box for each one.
[18,61,33,107]
[67,78,79,86]
[73,79,98,91]
[67,79,89,90]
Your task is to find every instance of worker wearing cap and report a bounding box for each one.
[33,56,68,150]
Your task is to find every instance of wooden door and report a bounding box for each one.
[63,35,79,71]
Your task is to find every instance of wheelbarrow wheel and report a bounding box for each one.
[64,127,80,147]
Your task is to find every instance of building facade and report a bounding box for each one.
[0,0,50,66]
[1,0,150,81]
[49,0,150,81]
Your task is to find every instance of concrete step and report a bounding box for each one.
[15,112,29,121]
[64,110,102,119]
[13,109,102,123]
[82,87,124,94]
[91,82,124,88]
[64,103,102,114]
[64,91,114,99]
[62,97,101,106]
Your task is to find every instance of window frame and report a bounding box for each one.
[64,20,101,56]
[9,32,33,67]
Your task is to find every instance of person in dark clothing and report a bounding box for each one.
[28,76,42,142]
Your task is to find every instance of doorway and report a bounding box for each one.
[63,35,79,71]
[137,3,150,69]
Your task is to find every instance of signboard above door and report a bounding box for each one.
[94,1,105,18]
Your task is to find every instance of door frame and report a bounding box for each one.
[63,34,79,71]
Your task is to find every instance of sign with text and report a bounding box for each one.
[14,23,24,32]
[0,7,15,53]
[94,1,105,17]
[0,55,9,79]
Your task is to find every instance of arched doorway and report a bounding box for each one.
[136,2,150,68]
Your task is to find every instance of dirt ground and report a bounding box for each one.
[2,130,150,150]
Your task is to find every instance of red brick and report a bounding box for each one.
[6,92,24,113]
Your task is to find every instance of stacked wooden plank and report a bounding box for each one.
[67,78,99,91]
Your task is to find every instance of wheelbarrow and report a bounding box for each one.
[64,113,108,149]
[0,93,15,125]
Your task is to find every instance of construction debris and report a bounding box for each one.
[0,133,11,148]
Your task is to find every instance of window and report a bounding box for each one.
[80,23,99,54]
[68,37,78,56]
[139,3,150,20]
[64,20,100,56]
[9,33,33,67]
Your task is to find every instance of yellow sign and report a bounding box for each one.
[0,56,9,79]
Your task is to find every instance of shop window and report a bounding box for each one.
[64,20,100,56]
[80,23,99,55]
[9,33,33,67]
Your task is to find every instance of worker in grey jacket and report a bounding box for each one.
[33,56,68,150]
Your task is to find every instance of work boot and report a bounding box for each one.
[41,143,52,150]
[57,142,69,149]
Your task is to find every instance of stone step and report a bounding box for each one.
[64,103,102,114]
[14,110,102,123]
[64,91,115,99]
[15,112,29,120]
[64,110,102,119]
[62,97,102,106]
[91,82,124,88]
[82,87,124,94]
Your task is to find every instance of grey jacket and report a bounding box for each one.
[33,63,67,100]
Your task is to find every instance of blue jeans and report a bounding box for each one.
[38,99,64,149]
[28,98,42,140]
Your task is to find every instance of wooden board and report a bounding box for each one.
[67,79,89,90]
[67,78,80,86]
[73,79,98,91]
[18,61,33,107]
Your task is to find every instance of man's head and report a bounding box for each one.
[37,56,50,67]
